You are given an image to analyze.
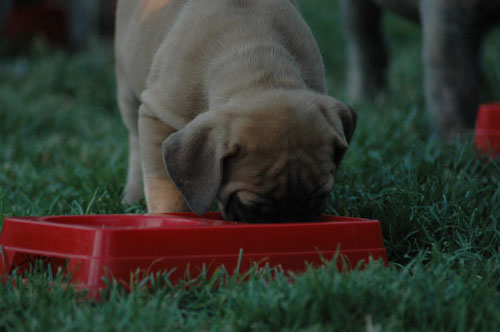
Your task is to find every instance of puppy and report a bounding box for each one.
[115,0,357,222]
[341,0,500,140]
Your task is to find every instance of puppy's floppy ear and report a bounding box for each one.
[320,97,358,165]
[162,113,232,216]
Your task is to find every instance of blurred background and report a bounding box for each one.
[1,0,498,105]
[0,0,115,51]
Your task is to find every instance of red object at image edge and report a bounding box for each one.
[0,212,388,298]
[475,103,500,158]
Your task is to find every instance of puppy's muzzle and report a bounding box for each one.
[223,192,328,223]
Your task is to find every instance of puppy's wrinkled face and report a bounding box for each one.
[219,144,334,222]
[217,92,356,223]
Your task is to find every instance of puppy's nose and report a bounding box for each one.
[224,193,260,222]
[226,191,326,223]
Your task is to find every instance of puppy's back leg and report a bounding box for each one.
[340,0,389,101]
[117,79,144,204]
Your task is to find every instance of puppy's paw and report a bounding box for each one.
[144,176,190,213]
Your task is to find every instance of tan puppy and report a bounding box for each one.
[115,0,357,222]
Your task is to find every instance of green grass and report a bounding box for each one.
[1,0,500,331]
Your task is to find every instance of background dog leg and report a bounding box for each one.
[0,0,11,30]
[340,0,389,101]
[65,0,99,51]
[138,106,189,213]
[420,0,481,140]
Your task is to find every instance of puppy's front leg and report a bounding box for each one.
[138,105,189,213]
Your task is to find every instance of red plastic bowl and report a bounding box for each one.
[0,212,387,298]
[475,103,500,158]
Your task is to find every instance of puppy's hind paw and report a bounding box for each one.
[122,187,144,205]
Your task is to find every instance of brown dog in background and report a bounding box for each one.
[115,0,356,222]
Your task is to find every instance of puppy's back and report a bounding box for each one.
[115,0,188,96]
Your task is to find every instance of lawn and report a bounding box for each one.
[1,1,499,331]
